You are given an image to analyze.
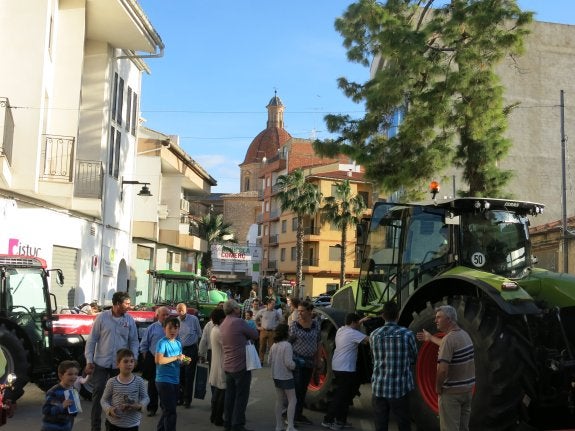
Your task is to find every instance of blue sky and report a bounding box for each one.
[138,1,575,193]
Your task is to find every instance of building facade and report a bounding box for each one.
[0,0,163,308]
[129,127,216,304]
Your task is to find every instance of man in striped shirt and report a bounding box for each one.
[419,305,475,431]
[370,301,418,431]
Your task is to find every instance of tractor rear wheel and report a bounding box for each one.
[0,324,30,401]
[409,296,537,431]
[305,326,336,411]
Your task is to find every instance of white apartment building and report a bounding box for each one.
[0,0,163,308]
[131,127,217,304]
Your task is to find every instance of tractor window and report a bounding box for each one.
[461,210,530,278]
[6,268,47,313]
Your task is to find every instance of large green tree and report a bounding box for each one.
[196,212,236,276]
[276,169,322,298]
[321,180,367,289]
[314,0,532,197]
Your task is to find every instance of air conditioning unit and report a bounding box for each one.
[158,204,169,219]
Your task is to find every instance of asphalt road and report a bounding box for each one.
[7,365,393,431]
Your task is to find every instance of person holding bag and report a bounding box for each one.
[220,300,259,431]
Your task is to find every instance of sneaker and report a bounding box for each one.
[295,415,313,425]
[321,421,334,429]
[337,421,352,428]
[329,423,343,430]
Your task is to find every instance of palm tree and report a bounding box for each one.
[276,169,322,298]
[321,180,367,289]
[196,212,236,276]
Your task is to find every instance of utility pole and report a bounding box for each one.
[560,90,568,272]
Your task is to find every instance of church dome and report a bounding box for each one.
[241,92,292,165]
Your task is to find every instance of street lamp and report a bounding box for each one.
[121,178,152,200]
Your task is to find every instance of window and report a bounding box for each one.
[108,126,121,179]
[331,184,340,198]
[131,92,138,135]
[358,191,369,207]
[280,248,286,261]
[281,220,287,233]
[264,225,268,236]
[111,73,119,121]
[111,73,125,125]
[291,247,296,261]
[116,77,124,125]
[329,246,342,262]
[244,176,250,191]
[292,218,298,231]
[126,87,132,132]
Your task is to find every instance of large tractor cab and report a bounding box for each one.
[353,197,541,313]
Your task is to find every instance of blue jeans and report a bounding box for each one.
[156,381,179,431]
[372,393,412,431]
[224,369,252,431]
[293,365,313,418]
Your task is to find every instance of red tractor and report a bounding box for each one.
[0,255,156,402]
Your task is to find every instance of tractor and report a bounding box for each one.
[308,198,575,430]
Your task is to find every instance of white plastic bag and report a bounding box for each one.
[245,341,262,371]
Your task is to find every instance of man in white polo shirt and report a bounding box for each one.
[321,312,369,430]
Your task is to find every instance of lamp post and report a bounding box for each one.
[121,178,152,200]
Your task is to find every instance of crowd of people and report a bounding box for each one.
[39,289,475,431]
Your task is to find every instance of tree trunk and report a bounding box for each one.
[295,215,304,299]
[340,222,347,288]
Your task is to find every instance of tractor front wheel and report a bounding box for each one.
[0,324,30,401]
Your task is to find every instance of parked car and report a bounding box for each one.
[312,296,332,308]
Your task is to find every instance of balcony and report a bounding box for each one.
[267,260,277,271]
[269,209,280,220]
[40,134,75,182]
[302,258,319,267]
[271,183,283,195]
[189,202,210,218]
[189,223,203,238]
[74,160,103,199]
[258,189,264,201]
[269,234,279,246]
[303,226,321,236]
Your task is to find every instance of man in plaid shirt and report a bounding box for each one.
[370,301,417,431]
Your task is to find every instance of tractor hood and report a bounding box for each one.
[517,267,575,308]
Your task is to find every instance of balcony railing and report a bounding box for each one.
[303,226,320,235]
[267,260,277,270]
[189,223,203,238]
[74,160,102,198]
[271,183,283,195]
[269,234,279,245]
[302,258,319,266]
[0,97,14,165]
[269,209,280,220]
[40,134,75,182]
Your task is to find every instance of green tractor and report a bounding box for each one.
[148,270,228,325]
[308,198,575,430]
